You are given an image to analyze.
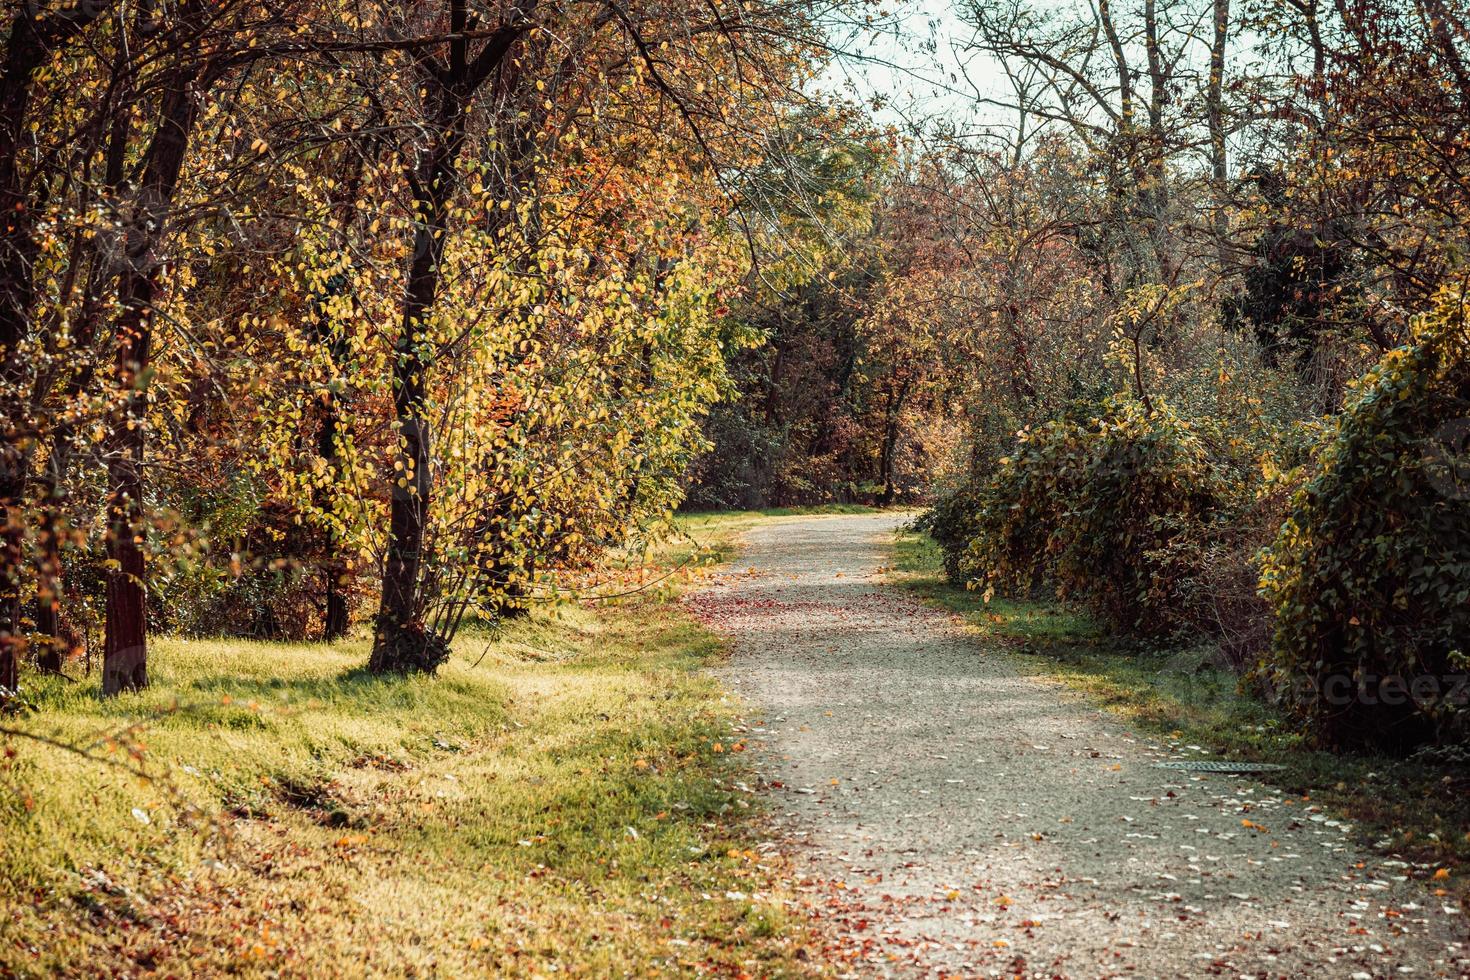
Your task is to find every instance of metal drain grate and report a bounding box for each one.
[1153,760,1286,773]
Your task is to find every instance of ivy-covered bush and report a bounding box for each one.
[1260,290,1470,751]
[960,398,1223,637]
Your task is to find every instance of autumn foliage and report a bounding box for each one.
[0,0,852,693]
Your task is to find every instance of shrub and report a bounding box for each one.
[1146,484,1292,670]
[919,481,987,584]
[961,398,1222,637]
[1260,289,1470,752]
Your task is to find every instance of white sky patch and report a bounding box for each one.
[814,0,1014,134]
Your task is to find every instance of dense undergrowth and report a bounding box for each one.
[924,288,1470,757]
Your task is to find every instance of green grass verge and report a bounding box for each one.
[890,528,1470,893]
[0,583,820,975]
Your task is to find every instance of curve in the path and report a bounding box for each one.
[686,513,1469,979]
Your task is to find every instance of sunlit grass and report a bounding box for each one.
[0,598,821,975]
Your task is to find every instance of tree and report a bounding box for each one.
[0,2,118,696]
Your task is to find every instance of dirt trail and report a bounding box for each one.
[686,513,1469,979]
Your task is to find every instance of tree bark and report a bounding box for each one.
[33,444,69,673]
[318,400,351,641]
[369,5,528,672]
[101,49,208,696]
[1208,0,1231,264]
[369,138,452,672]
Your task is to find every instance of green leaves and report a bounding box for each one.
[1260,286,1470,752]
[958,397,1224,639]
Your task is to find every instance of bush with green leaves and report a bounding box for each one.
[1260,289,1470,752]
[918,481,988,585]
[960,398,1223,637]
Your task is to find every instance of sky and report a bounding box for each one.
[815,0,1015,133]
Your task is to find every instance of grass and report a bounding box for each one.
[0,550,824,975]
[889,527,1470,894]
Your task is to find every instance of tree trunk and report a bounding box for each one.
[1142,0,1172,278]
[33,444,68,673]
[369,148,451,672]
[0,12,48,700]
[878,377,913,506]
[1207,0,1231,265]
[100,52,207,695]
[101,291,154,695]
[309,260,355,641]
[363,4,525,672]
[318,399,351,640]
[101,449,148,694]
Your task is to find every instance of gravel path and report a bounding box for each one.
[686,513,1469,979]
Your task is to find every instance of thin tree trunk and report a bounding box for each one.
[1142,0,1172,277]
[369,4,528,671]
[311,260,356,641]
[878,376,913,506]
[1208,0,1231,267]
[33,443,69,673]
[370,139,453,671]
[318,393,350,640]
